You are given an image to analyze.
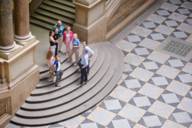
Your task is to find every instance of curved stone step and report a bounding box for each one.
[39,62,72,81]
[39,55,68,74]
[16,48,111,118]
[21,46,109,111]
[11,43,123,126]
[30,47,101,96]
[25,45,106,102]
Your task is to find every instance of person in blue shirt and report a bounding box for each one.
[52,20,65,53]
[69,33,80,64]
[53,55,63,87]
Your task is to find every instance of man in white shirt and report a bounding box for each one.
[80,42,94,84]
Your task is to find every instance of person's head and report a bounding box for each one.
[66,26,71,32]
[46,50,53,60]
[55,55,60,61]
[57,20,62,26]
[55,28,59,34]
[73,33,78,39]
[82,41,87,47]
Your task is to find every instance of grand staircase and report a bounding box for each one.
[9,43,124,127]
[30,0,76,30]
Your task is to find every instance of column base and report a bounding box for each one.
[15,32,36,46]
[0,37,39,127]
[73,15,107,43]
[0,42,16,51]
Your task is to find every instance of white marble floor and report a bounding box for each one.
[7,0,192,128]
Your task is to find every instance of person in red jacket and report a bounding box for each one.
[63,26,74,58]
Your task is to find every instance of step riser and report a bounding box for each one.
[11,43,124,127]
[21,47,109,111]
[16,47,113,118]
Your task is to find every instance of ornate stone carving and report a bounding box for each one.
[0,97,11,117]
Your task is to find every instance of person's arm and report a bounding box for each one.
[82,55,89,68]
[86,46,94,57]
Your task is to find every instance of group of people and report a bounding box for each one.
[46,20,94,86]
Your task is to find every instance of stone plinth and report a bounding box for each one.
[73,0,107,43]
[0,39,39,128]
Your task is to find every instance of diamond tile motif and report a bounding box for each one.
[178,98,192,113]
[181,1,192,10]
[130,68,153,82]
[156,9,171,17]
[139,83,164,99]
[148,101,175,119]
[151,76,169,86]
[112,119,131,128]
[87,107,116,126]
[168,0,182,5]
[149,32,166,41]
[157,65,180,79]
[178,23,192,34]
[147,14,166,24]
[104,99,122,111]
[173,112,192,124]
[155,24,175,35]
[182,63,192,74]
[166,80,190,96]
[115,39,137,53]
[161,2,178,12]
[59,116,85,128]
[124,79,142,89]
[133,96,151,107]
[161,93,180,104]
[168,59,184,68]
[80,122,98,128]
[178,73,192,83]
[169,12,187,22]
[162,120,186,128]
[124,53,145,66]
[148,51,170,64]
[110,86,136,102]
[9,0,192,128]
[143,115,162,127]
[143,61,159,70]
[176,8,190,15]
[131,26,152,37]
[164,20,179,27]
[142,21,157,29]
[133,47,150,56]
[139,38,161,50]
[118,104,146,122]
[173,31,188,39]
[127,34,143,43]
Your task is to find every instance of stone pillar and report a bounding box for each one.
[14,0,31,41]
[73,0,107,43]
[0,0,15,50]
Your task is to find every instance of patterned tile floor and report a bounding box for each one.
[9,0,192,128]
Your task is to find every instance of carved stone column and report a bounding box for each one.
[0,0,15,50]
[73,0,107,43]
[14,0,31,41]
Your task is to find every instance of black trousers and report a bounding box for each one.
[55,70,63,85]
[80,66,88,83]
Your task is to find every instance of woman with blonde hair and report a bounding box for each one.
[46,50,55,82]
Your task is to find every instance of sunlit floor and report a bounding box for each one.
[9,0,192,127]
